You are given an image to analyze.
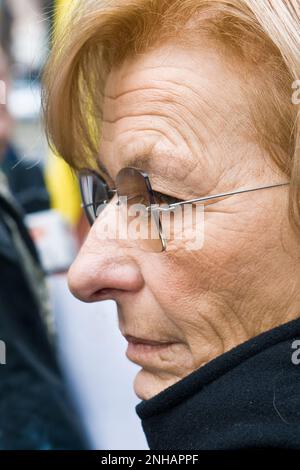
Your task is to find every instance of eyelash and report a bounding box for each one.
[100,176,182,206]
[152,190,182,206]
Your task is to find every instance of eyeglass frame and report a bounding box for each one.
[78,167,290,251]
[79,166,290,211]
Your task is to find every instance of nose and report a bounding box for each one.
[68,205,145,303]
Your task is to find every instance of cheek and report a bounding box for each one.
[143,210,268,320]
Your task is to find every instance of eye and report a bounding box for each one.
[152,190,182,206]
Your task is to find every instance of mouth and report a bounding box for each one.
[124,334,179,365]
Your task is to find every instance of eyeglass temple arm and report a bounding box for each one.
[81,189,118,208]
[154,182,290,213]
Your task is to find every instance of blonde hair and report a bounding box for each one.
[42,0,300,234]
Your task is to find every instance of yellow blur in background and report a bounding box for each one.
[45,0,82,227]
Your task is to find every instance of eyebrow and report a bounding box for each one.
[125,154,158,174]
[97,154,158,179]
[97,151,191,187]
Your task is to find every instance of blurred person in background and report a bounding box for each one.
[1,0,50,214]
[0,5,86,449]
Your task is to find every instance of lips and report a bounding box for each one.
[124,334,178,366]
[125,335,174,347]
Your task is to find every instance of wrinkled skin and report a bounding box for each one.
[69,44,300,400]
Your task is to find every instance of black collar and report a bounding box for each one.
[136,316,300,450]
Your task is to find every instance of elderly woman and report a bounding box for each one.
[43,0,300,450]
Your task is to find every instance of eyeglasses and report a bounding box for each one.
[79,167,290,253]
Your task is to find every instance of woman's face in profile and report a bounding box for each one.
[69,43,297,400]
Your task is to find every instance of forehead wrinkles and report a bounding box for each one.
[101,79,243,176]
[99,48,250,191]
[102,61,246,145]
[102,85,200,152]
[103,66,233,119]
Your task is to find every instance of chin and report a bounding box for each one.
[134,369,178,401]
[134,370,155,400]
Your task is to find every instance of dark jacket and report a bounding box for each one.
[137,316,300,450]
[0,183,86,450]
[2,145,50,214]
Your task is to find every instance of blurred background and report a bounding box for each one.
[0,0,147,450]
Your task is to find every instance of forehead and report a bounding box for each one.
[99,43,247,182]
[104,42,239,103]
[104,39,247,92]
